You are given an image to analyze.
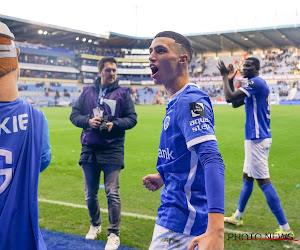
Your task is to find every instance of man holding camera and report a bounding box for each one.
[70,57,137,250]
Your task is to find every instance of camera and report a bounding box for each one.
[99,115,109,135]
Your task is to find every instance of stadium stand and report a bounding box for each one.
[0,14,299,106]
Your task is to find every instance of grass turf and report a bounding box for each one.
[38,105,300,249]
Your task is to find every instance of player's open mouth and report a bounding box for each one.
[150,64,159,77]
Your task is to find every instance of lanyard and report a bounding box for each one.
[97,87,107,107]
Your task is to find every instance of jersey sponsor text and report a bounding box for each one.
[158,148,175,160]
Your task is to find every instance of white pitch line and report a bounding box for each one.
[39,198,299,247]
[38,198,157,220]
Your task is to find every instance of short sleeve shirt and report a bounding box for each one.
[156,83,217,236]
[239,77,271,139]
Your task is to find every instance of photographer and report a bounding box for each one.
[70,57,137,250]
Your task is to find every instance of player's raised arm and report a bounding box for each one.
[218,60,246,106]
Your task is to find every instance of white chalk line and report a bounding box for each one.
[38,198,157,220]
[39,198,299,247]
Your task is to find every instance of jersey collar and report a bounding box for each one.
[169,83,193,102]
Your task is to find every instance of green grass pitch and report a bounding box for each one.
[38,105,300,249]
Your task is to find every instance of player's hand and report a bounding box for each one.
[217,60,229,76]
[218,61,238,81]
[227,63,238,81]
[142,173,164,192]
[188,213,224,250]
[89,117,101,129]
[187,231,224,250]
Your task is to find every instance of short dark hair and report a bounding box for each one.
[97,57,117,72]
[154,31,193,64]
[246,57,260,70]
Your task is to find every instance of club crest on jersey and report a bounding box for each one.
[164,116,170,130]
[189,102,206,118]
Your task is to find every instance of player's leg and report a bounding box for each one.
[253,138,293,238]
[224,140,254,226]
[235,173,254,218]
[224,173,253,225]
[103,164,122,250]
[257,179,293,238]
[82,162,102,239]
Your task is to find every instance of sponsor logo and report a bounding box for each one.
[189,117,211,132]
[192,124,210,132]
[189,102,206,118]
[189,117,210,126]
[158,148,175,160]
[161,237,183,248]
[164,116,170,130]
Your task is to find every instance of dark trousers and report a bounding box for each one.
[81,162,122,236]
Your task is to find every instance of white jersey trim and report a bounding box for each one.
[183,151,198,235]
[252,95,260,138]
[239,87,250,97]
[169,83,197,101]
[187,134,217,149]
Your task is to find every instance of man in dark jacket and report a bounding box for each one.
[70,57,137,250]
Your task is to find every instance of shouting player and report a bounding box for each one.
[143,31,225,250]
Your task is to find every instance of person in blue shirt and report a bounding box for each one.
[218,58,294,238]
[0,21,51,250]
[142,31,225,250]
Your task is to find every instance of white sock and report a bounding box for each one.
[234,209,243,220]
[279,223,291,232]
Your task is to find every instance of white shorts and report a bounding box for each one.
[243,138,272,179]
[149,224,198,250]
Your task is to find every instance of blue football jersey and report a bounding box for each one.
[239,77,271,140]
[156,83,217,236]
[0,98,48,250]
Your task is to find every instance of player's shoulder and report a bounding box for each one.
[178,83,211,105]
[243,76,267,90]
[176,84,213,118]
[17,98,45,117]
[248,76,267,86]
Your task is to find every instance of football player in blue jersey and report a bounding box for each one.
[142,31,225,250]
[218,58,294,238]
[0,22,51,249]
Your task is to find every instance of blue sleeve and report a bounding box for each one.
[41,114,51,172]
[194,141,225,214]
[176,93,216,149]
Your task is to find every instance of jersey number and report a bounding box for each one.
[0,149,13,195]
